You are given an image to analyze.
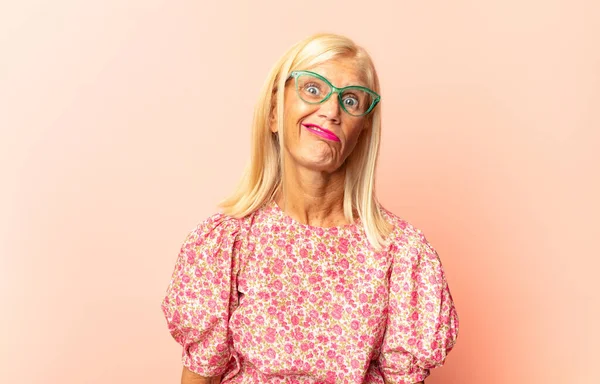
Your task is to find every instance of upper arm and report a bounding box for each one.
[162,214,241,377]
[378,223,459,383]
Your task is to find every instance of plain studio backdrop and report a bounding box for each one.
[1,1,598,383]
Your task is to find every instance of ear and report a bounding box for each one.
[269,102,278,133]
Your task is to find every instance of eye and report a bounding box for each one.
[304,82,321,96]
[342,94,359,108]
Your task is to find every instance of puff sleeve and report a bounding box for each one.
[378,227,459,383]
[161,213,241,377]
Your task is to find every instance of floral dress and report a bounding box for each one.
[161,200,459,383]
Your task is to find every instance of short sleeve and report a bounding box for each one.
[378,226,459,383]
[161,213,241,377]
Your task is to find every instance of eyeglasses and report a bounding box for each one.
[288,70,381,117]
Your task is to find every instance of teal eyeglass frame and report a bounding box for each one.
[288,70,381,117]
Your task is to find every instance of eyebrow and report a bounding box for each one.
[312,71,368,88]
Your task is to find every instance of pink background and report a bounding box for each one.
[1,1,598,383]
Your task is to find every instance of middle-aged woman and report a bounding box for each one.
[162,33,459,384]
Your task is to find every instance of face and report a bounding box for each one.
[270,58,371,174]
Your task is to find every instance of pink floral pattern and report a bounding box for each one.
[162,201,458,383]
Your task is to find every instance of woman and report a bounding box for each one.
[162,33,459,384]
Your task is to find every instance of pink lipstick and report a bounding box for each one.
[302,123,341,142]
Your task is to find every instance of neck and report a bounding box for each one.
[275,162,351,228]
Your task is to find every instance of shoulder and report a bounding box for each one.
[379,206,430,244]
[182,212,244,247]
[379,206,439,259]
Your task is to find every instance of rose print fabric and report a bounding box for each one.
[162,201,459,383]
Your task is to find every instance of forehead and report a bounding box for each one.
[306,58,369,88]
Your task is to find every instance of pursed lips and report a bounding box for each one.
[301,123,341,142]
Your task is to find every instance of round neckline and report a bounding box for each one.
[269,200,360,231]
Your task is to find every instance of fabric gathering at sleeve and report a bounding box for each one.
[378,226,459,384]
[161,213,241,377]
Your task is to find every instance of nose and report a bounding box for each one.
[317,93,341,123]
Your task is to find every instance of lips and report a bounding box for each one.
[301,123,341,142]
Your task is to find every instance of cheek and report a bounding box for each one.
[290,102,316,122]
[343,124,365,145]
[283,104,318,135]
[283,86,314,123]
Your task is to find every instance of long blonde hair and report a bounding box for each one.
[218,33,392,249]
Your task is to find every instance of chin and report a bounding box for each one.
[286,148,342,172]
[302,159,342,173]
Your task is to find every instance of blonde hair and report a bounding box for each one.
[218,33,392,249]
